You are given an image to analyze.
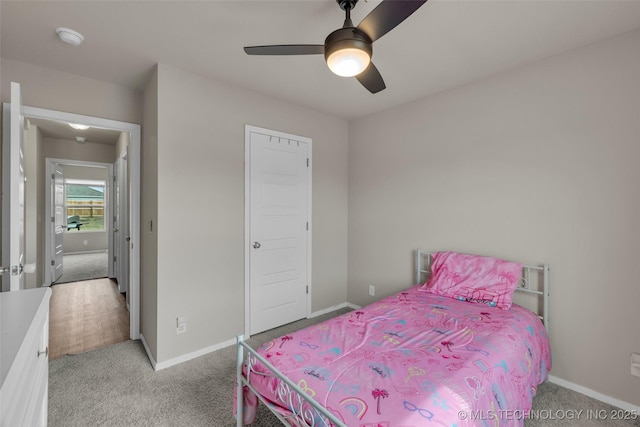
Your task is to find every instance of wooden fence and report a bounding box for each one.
[67,200,104,218]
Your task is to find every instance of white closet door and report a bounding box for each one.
[248,129,310,335]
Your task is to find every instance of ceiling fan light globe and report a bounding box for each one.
[327,48,371,77]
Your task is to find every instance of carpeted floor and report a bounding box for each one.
[54,251,108,284]
[49,309,640,427]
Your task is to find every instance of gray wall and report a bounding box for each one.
[348,29,640,407]
[0,59,143,124]
[3,28,639,407]
[150,63,349,363]
[0,59,141,287]
[41,135,116,258]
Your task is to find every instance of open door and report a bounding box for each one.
[2,82,26,291]
[51,162,65,283]
[112,149,130,296]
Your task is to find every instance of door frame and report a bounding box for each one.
[243,124,312,337]
[44,158,114,285]
[114,148,129,296]
[19,104,141,340]
[49,162,65,283]
[1,83,25,291]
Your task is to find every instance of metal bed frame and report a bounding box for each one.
[236,249,550,426]
[415,249,550,331]
[236,336,346,427]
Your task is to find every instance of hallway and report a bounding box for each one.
[49,278,129,360]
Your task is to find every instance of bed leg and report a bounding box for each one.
[236,335,244,427]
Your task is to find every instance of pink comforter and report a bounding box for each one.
[242,285,551,426]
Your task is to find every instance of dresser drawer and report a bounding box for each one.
[1,288,51,427]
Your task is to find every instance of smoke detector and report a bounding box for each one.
[56,27,84,47]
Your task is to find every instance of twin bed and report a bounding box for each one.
[236,250,551,426]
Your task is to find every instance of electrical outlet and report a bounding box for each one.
[631,353,640,378]
[176,316,187,334]
[368,285,375,296]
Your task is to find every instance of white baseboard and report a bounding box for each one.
[64,249,108,255]
[139,333,157,370]
[309,302,347,318]
[141,304,358,371]
[309,302,362,318]
[148,334,236,371]
[548,375,640,413]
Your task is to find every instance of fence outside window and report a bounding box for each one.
[65,183,106,231]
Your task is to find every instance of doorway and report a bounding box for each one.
[45,159,112,285]
[18,104,141,340]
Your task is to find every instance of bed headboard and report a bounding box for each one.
[415,249,550,332]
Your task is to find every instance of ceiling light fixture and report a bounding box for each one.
[326,45,371,77]
[56,27,84,47]
[324,17,372,78]
[75,136,87,143]
[69,123,90,130]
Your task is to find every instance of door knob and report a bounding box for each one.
[126,236,131,242]
[114,228,119,232]
[253,242,261,249]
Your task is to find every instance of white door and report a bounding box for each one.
[247,127,311,335]
[114,151,129,295]
[51,163,64,282]
[1,82,26,292]
[113,160,120,284]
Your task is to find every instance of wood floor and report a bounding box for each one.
[49,278,129,360]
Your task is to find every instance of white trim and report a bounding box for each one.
[140,334,157,371]
[21,105,141,340]
[151,304,355,371]
[64,178,106,186]
[45,158,113,286]
[548,375,640,413]
[62,250,108,256]
[244,127,251,338]
[346,302,361,310]
[309,302,351,318]
[243,125,312,338]
[154,338,237,371]
[139,334,157,370]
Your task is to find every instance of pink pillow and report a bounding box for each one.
[421,251,522,310]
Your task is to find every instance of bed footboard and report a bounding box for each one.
[236,335,347,427]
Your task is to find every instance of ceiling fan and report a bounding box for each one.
[244,0,427,94]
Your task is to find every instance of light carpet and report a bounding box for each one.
[54,251,108,284]
[49,308,639,427]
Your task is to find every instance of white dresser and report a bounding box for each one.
[1,287,52,427]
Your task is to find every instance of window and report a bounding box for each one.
[65,179,106,231]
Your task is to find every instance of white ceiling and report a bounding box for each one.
[2,1,640,120]
[27,117,121,145]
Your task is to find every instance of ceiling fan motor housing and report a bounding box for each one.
[324,27,372,62]
[337,0,359,11]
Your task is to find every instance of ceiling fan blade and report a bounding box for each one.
[357,0,427,42]
[244,45,324,55]
[355,62,386,94]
